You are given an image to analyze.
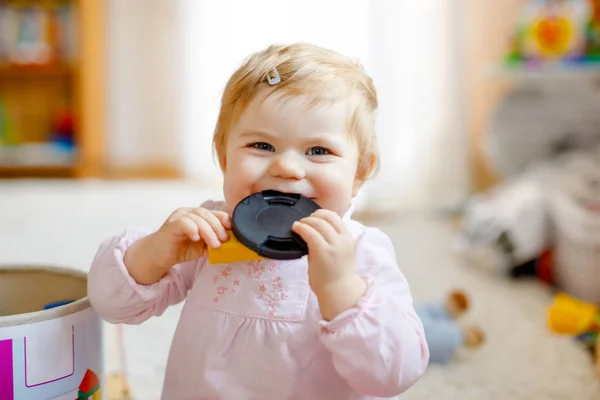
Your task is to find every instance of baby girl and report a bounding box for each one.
[88,42,429,399]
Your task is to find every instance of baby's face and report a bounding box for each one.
[222,88,359,216]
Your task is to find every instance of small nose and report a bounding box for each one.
[268,151,306,180]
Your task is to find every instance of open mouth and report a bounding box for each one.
[259,189,314,199]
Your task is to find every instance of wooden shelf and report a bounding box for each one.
[0,0,106,179]
[0,164,75,178]
[0,143,76,178]
[0,63,77,80]
[487,61,600,82]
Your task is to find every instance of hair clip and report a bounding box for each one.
[266,68,281,85]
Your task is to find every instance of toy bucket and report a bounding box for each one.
[0,265,104,400]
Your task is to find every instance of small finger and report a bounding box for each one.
[177,216,201,241]
[190,208,229,242]
[185,240,208,261]
[167,207,193,223]
[211,211,232,231]
[296,216,338,244]
[311,209,345,233]
[186,214,221,248]
[292,220,325,250]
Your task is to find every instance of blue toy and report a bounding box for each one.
[43,299,75,310]
[416,290,485,364]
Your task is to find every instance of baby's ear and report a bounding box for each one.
[219,152,227,171]
[353,154,377,196]
[352,178,363,197]
[352,169,368,197]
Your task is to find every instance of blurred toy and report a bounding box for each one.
[496,233,554,283]
[558,150,600,212]
[531,1,585,59]
[547,292,600,377]
[78,369,102,400]
[0,97,17,146]
[505,0,597,65]
[548,292,599,335]
[43,299,74,310]
[454,168,554,282]
[456,146,600,289]
[416,290,485,364]
[50,108,75,150]
[585,0,600,58]
[548,148,600,304]
[525,0,588,61]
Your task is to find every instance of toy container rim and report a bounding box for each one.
[0,264,90,328]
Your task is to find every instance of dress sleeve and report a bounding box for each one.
[319,227,429,396]
[87,227,204,324]
[86,200,224,324]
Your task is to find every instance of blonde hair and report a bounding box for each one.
[213,42,379,182]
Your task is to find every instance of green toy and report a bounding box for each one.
[0,97,17,146]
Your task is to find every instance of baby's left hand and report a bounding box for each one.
[292,209,366,320]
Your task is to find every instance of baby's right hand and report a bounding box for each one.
[150,207,232,269]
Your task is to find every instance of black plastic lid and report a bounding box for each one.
[232,190,321,260]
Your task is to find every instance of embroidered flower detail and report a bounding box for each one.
[220,266,232,278]
[257,275,288,317]
[246,260,266,278]
[231,278,241,293]
[265,297,280,309]
[216,286,227,296]
[268,263,279,272]
[272,276,284,291]
[212,264,240,301]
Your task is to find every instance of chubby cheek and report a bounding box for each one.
[310,167,356,215]
[222,151,267,211]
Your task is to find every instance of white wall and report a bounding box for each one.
[106,0,180,169]
[177,0,469,210]
[103,0,469,211]
[178,0,371,184]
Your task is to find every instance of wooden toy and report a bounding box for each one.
[207,230,263,264]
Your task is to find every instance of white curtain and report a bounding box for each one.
[177,0,470,213]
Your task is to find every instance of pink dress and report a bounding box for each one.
[87,200,429,399]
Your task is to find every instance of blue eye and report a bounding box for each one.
[250,142,275,152]
[306,146,330,156]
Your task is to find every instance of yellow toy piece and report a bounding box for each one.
[207,230,263,264]
[531,16,575,58]
[547,293,599,335]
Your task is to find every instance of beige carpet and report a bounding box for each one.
[381,216,600,400]
[1,180,599,399]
